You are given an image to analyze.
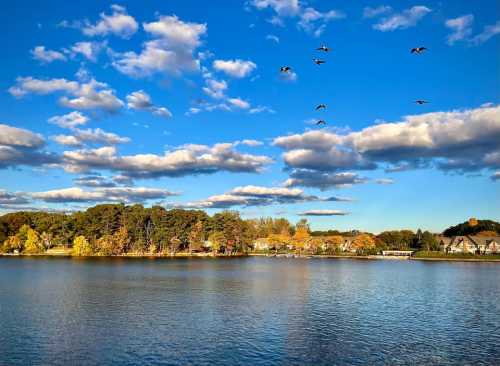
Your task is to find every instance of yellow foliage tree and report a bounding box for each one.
[352,234,376,254]
[293,226,310,252]
[72,236,93,256]
[2,235,21,253]
[468,218,478,227]
[24,228,43,254]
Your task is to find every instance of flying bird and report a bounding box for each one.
[280,66,291,72]
[316,120,327,125]
[317,45,330,52]
[316,104,327,110]
[415,100,429,105]
[313,59,326,65]
[411,47,427,54]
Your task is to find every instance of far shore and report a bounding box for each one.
[2,252,500,262]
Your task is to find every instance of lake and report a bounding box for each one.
[0,257,499,365]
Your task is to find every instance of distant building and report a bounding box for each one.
[340,237,356,253]
[440,235,500,254]
[253,238,270,251]
[382,250,414,257]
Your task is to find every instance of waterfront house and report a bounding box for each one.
[253,238,270,251]
[445,236,478,254]
[440,235,500,254]
[469,236,500,254]
[340,237,356,253]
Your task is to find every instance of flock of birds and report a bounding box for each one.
[280,45,429,126]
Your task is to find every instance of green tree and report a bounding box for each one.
[188,221,204,253]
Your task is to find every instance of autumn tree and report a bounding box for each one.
[352,234,376,254]
[293,219,310,253]
[208,231,224,255]
[188,221,205,253]
[72,236,93,256]
[24,228,43,254]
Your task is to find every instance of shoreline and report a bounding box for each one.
[1,252,499,262]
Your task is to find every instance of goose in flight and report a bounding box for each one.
[280,66,291,72]
[317,45,330,52]
[415,100,429,105]
[313,59,326,65]
[316,104,327,110]
[316,120,327,125]
[411,47,427,54]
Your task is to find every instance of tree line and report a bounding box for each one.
[1,205,497,256]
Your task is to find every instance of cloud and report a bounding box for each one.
[471,21,500,45]
[249,0,344,36]
[69,41,106,62]
[445,15,474,45]
[274,105,500,182]
[48,111,89,129]
[375,178,395,185]
[61,142,273,178]
[126,90,172,118]
[238,139,264,147]
[52,128,130,147]
[491,171,500,181]
[249,106,276,114]
[9,77,124,113]
[174,184,352,209]
[228,97,250,109]
[213,59,257,78]
[31,46,67,63]
[363,5,392,19]
[82,4,138,38]
[112,15,206,77]
[31,186,177,204]
[0,124,59,169]
[73,174,117,188]
[372,6,431,31]
[284,170,369,190]
[299,210,349,216]
[202,78,228,99]
[279,70,297,82]
[0,190,30,206]
[266,34,280,43]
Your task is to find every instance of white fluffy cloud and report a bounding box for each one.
[126,90,172,118]
[9,77,124,112]
[31,46,67,63]
[0,124,58,168]
[174,185,352,209]
[375,178,395,185]
[228,97,250,109]
[249,0,344,36]
[32,186,177,204]
[445,15,474,45]
[112,15,206,77]
[61,142,273,178]
[52,128,130,147]
[372,6,431,31]
[82,4,138,38]
[69,41,106,62]
[213,59,257,78]
[48,111,89,129]
[274,105,500,188]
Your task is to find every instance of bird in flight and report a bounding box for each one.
[415,100,429,105]
[317,45,330,52]
[316,120,327,125]
[313,59,326,65]
[316,104,327,110]
[411,47,427,54]
[280,66,291,73]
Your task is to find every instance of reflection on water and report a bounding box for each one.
[0,257,499,365]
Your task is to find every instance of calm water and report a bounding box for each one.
[0,257,499,366]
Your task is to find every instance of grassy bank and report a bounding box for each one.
[412,251,500,261]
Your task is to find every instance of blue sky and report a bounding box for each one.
[0,0,499,233]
